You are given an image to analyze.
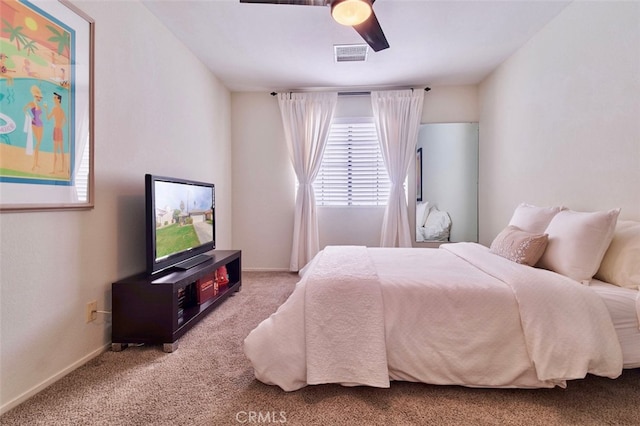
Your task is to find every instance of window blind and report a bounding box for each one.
[314,118,391,206]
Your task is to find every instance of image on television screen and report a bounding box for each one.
[154,180,215,261]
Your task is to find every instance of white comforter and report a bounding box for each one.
[243,243,623,391]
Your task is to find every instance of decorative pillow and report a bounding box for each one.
[595,220,640,289]
[508,203,564,234]
[424,206,450,229]
[490,225,549,266]
[537,208,621,283]
[423,207,452,241]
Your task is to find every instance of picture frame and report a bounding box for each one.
[416,147,423,202]
[0,0,94,212]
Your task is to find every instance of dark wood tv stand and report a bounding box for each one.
[111,250,241,352]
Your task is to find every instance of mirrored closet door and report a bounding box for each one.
[416,123,478,243]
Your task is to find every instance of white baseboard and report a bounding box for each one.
[0,343,111,416]
[242,267,292,272]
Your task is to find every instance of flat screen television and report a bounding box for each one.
[145,174,216,275]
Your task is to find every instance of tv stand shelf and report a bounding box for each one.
[112,250,241,352]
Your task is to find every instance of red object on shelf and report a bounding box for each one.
[196,273,217,304]
[216,265,229,288]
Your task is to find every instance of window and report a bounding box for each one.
[314,118,391,206]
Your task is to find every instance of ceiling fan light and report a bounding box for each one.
[331,0,372,26]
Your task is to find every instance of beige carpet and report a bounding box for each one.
[1,271,639,426]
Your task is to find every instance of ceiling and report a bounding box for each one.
[142,0,571,92]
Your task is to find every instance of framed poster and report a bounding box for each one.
[416,147,422,202]
[0,0,94,211]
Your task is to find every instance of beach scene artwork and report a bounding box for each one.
[0,0,74,186]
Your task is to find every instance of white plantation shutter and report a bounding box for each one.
[314,118,391,206]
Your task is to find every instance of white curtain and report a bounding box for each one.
[278,92,337,271]
[371,89,424,247]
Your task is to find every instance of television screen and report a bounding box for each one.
[146,174,215,274]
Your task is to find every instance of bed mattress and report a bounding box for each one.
[589,279,640,368]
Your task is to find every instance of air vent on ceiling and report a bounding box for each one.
[334,44,368,62]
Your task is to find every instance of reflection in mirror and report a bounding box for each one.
[416,123,478,243]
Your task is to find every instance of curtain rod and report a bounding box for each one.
[270,87,431,96]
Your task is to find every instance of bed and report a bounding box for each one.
[244,204,640,391]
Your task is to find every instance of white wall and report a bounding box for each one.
[231,87,479,269]
[231,93,295,270]
[478,0,640,245]
[0,0,232,413]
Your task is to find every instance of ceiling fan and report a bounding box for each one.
[239,0,390,52]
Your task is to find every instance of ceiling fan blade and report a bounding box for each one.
[353,8,389,52]
[239,0,327,5]
[240,0,390,51]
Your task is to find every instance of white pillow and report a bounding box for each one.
[422,207,452,241]
[424,207,450,229]
[416,202,430,227]
[508,203,564,234]
[595,220,640,289]
[537,208,621,283]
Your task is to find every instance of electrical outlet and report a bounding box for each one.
[86,301,97,323]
